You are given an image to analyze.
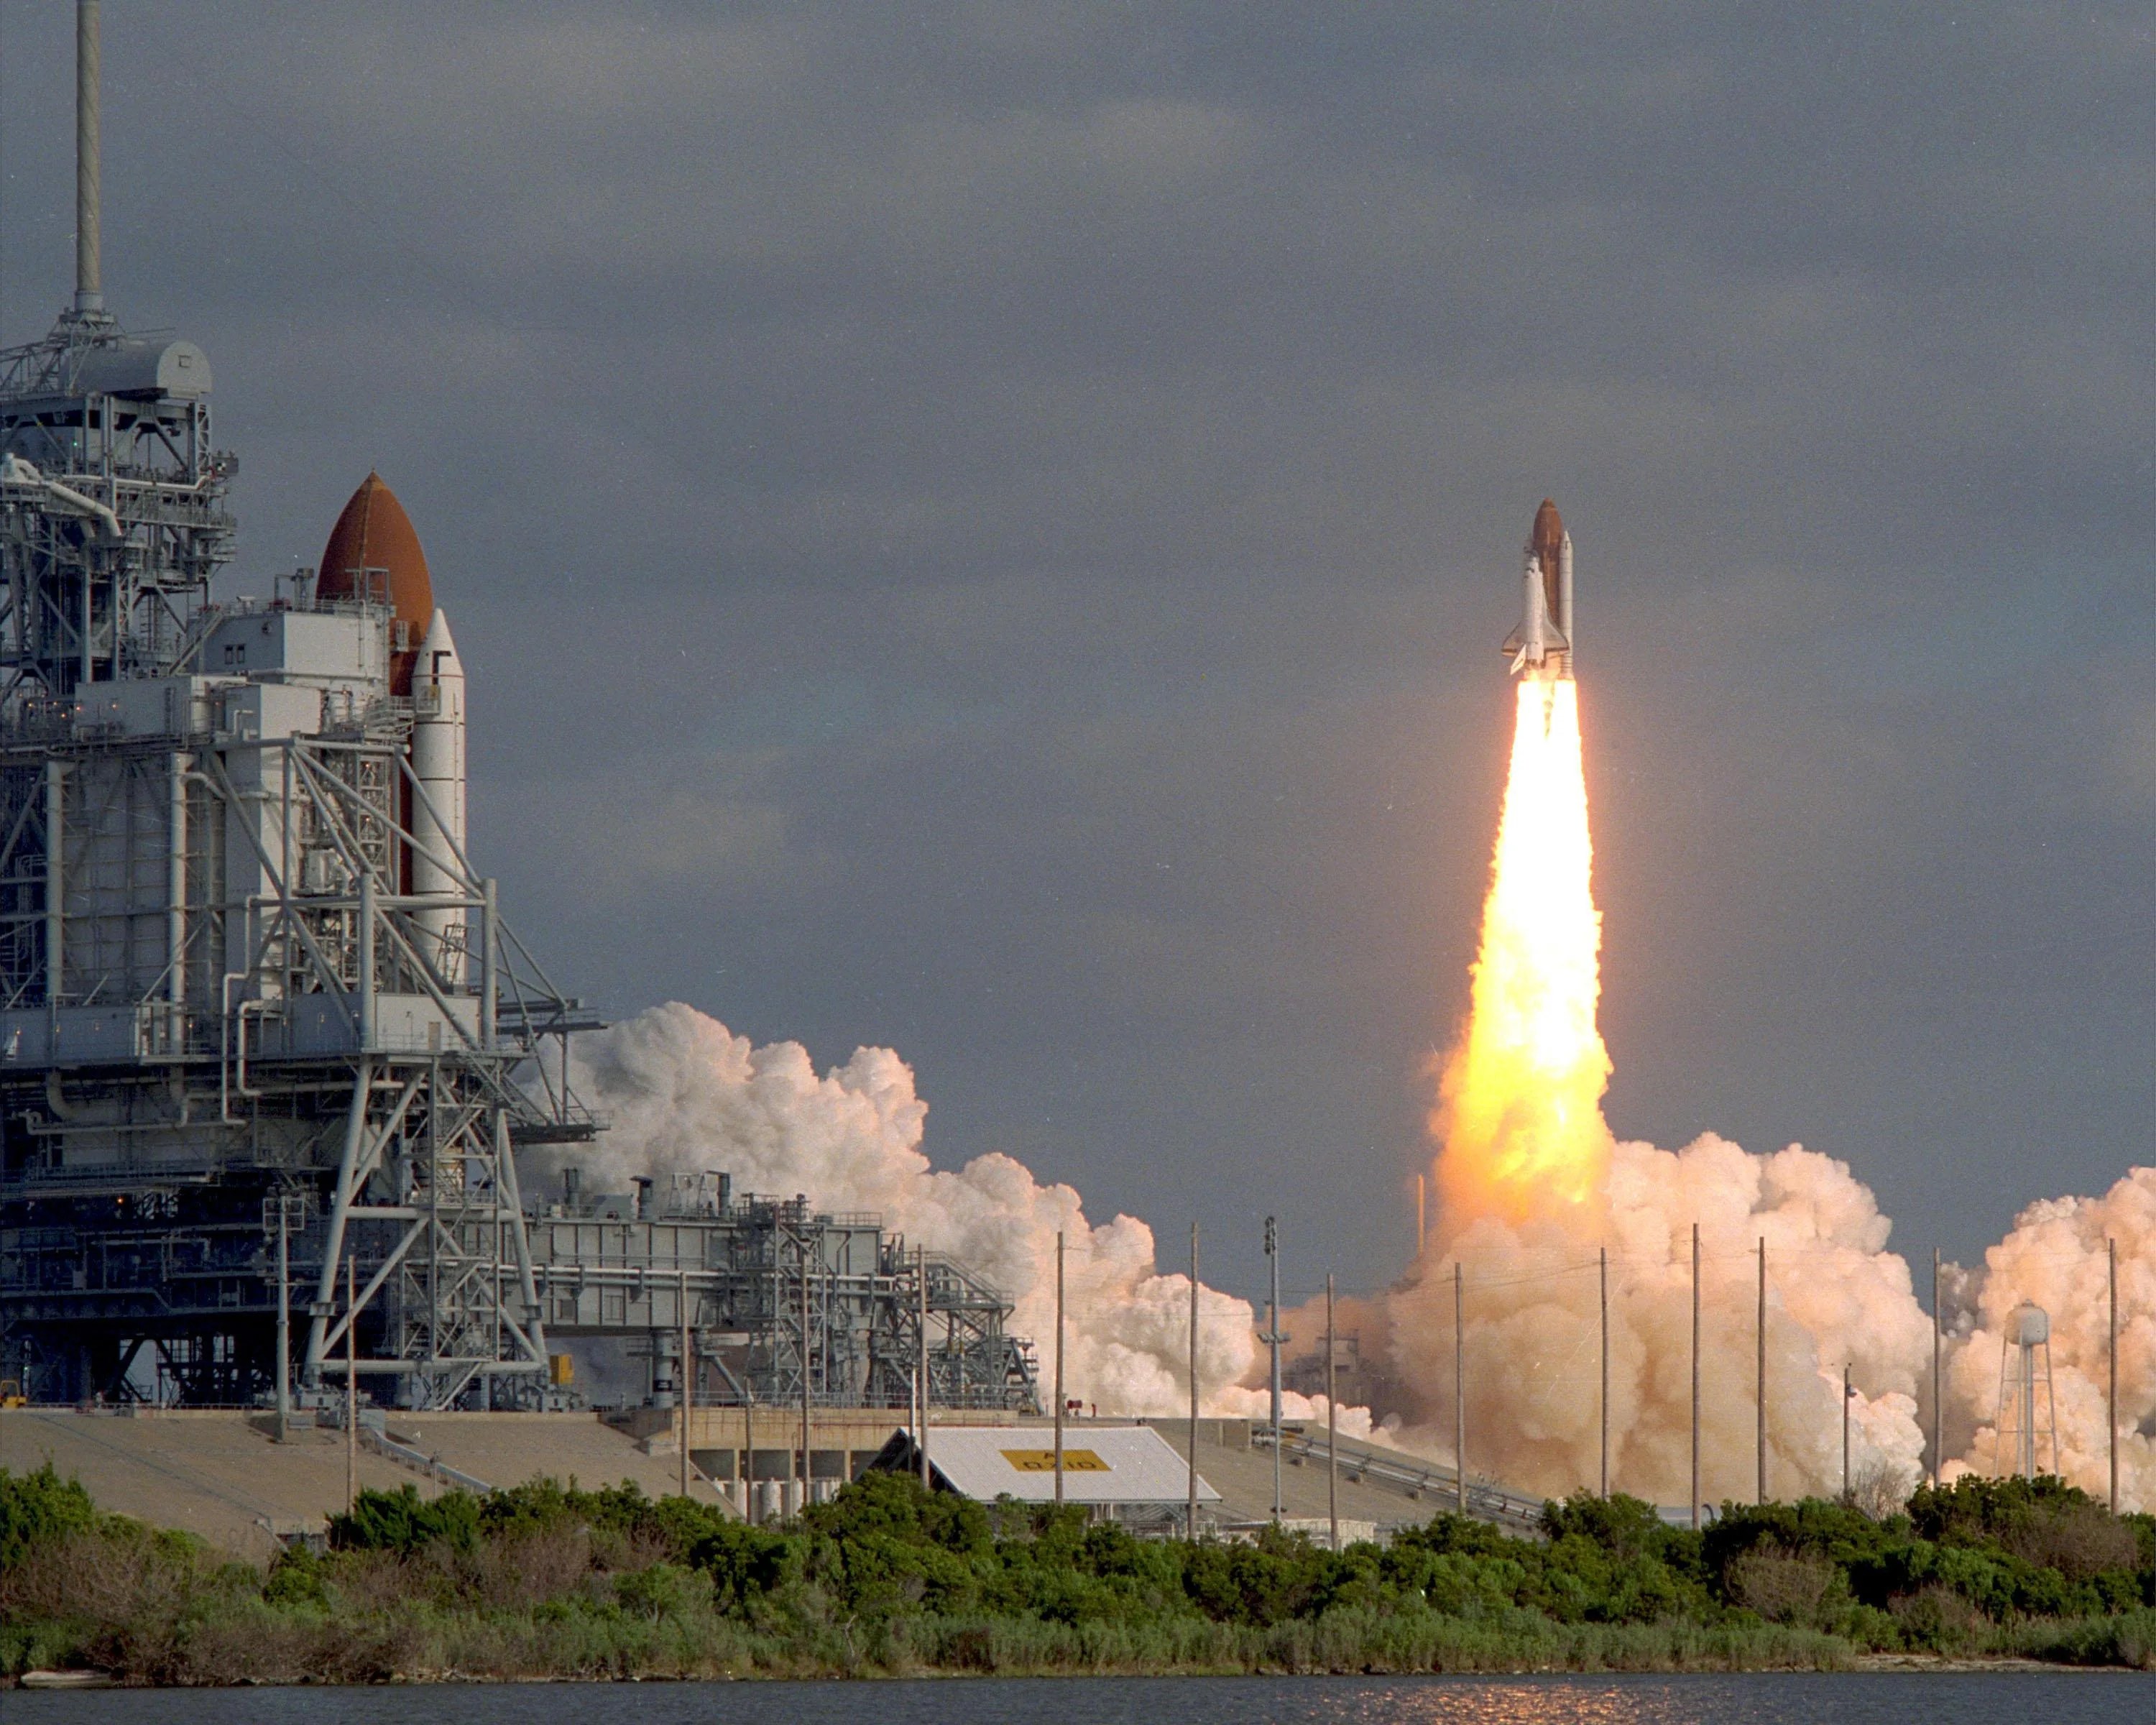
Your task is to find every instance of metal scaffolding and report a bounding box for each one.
[531,1174,1039,1414]
[0,6,1038,1420]
[0,295,596,1411]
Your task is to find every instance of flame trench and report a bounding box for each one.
[1434,675,1612,1224]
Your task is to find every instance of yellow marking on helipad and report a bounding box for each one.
[1000,1448,1108,1472]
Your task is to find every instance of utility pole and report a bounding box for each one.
[1187,1223,1199,1541]
[1756,1238,1766,1506]
[344,1254,357,1516]
[907,1251,919,1478]
[1842,1363,1852,1503]
[274,1200,292,1443]
[744,1385,757,1526]
[1264,1217,1282,1523]
[1940,1251,1958,1492]
[799,1238,812,1511]
[916,1244,931,1491]
[678,1267,692,1501]
[1690,1223,1700,1531]
[1326,1271,1338,1552]
[1454,1261,1466,1516]
[2110,1238,2119,1516]
[1054,1230,1066,1506]
[1599,1245,1609,1499]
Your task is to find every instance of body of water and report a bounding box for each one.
[5,1673,2146,1724]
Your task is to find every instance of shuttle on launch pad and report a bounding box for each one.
[316,469,471,985]
[1502,497,1573,678]
[0,0,1044,1420]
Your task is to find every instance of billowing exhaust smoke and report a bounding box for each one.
[1948,1169,2153,1499]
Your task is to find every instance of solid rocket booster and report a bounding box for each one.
[410,607,468,983]
[1502,497,1573,677]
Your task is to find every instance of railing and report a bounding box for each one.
[1260,1425,1548,1537]
[344,1420,492,1495]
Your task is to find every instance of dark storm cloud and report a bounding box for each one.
[1,2,2149,1288]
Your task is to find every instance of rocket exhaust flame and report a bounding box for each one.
[1381,500,2150,1507]
[1434,673,1611,1222]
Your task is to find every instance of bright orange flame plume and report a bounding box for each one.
[1432,675,1612,1224]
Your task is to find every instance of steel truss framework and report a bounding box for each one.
[0,306,596,1411]
[0,309,234,702]
[531,1182,1039,1414]
[0,308,1042,1417]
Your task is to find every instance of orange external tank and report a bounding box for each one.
[1529,497,1564,631]
[316,472,436,694]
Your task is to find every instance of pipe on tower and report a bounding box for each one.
[168,751,188,1047]
[45,762,65,1014]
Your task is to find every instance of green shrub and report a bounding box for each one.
[1889,1582,1989,1653]
[612,1561,714,1619]
[1703,1496,1902,1586]
[10,1464,2155,1680]
[262,1542,332,1609]
[1542,1491,1681,1561]
[1843,1601,1901,1650]
[687,1519,806,1609]
[1725,1545,1837,1627]
[0,1461,98,1568]
[1909,1474,2089,1547]
[328,1483,484,1555]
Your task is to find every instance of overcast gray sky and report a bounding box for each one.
[3,2,2149,1301]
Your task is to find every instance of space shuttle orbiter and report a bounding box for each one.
[1501,497,1572,678]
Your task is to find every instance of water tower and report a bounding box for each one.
[1991,1302,2058,1481]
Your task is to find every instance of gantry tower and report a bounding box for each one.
[0,4,1038,1421]
[0,1,596,1409]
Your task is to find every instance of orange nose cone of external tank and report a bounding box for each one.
[317,472,436,693]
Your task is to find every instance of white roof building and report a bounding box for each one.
[868,1425,1222,1517]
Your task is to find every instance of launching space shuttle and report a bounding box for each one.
[1502,498,1573,678]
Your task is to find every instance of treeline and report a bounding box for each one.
[1,1461,2150,1683]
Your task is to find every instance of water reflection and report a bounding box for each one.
[4,1673,2134,1725]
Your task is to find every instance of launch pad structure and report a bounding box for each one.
[0,1,1040,1421]
[533,1174,1038,1414]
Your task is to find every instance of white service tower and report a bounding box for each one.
[411,608,469,982]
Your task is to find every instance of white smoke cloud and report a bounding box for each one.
[1353,1142,2152,1512]
[530,1003,1368,1429]
[1947,1165,2155,1505]
[1363,1135,1933,1506]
